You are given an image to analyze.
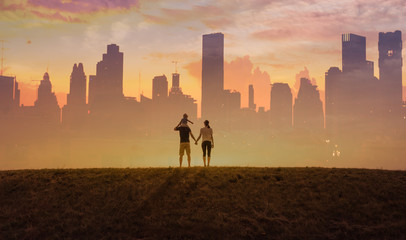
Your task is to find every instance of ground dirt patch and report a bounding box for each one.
[1,167,405,239]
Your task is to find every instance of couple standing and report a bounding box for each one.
[174,119,214,168]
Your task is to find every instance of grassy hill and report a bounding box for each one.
[1,167,405,239]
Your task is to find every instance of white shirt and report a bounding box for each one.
[200,127,213,143]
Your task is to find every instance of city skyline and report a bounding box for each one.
[1,31,405,169]
[2,0,406,114]
[0,30,406,116]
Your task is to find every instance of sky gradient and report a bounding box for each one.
[1,0,406,113]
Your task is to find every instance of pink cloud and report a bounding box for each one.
[141,5,235,30]
[27,0,140,13]
[30,10,84,23]
[0,2,24,11]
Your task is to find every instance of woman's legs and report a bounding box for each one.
[201,141,207,167]
[202,141,211,167]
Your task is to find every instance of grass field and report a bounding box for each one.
[1,167,405,239]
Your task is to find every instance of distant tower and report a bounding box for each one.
[14,79,20,109]
[248,84,256,111]
[91,44,124,109]
[169,73,182,96]
[88,75,96,106]
[325,67,342,131]
[342,34,367,73]
[293,78,324,130]
[67,63,86,107]
[152,75,168,101]
[379,30,403,115]
[34,72,60,123]
[202,32,224,119]
[270,83,292,129]
[62,63,87,127]
[0,75,15,114]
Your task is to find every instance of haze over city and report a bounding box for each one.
[0,0,406,170]
[2,0,406,109]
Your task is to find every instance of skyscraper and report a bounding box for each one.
[379,30,403,115]
[0,75,15,114]
[270,83,292,129]
[67,63,86,106]
[325,67,342,131]
[14,79,20,109]
[90,44,124,110]
[88,75,96,106]
[34,72,60,124]
[152,75,168,101]
[248,84,256,111]
[168,73,197,122]
[202,33,224,119]
[339,33,378,130]
[342,34,367,73]
[62,63,87,127]
[293,78,324,130]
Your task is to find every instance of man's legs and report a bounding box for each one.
[187,154,191,167]
[185,143,191,167]
[179,143,186,168]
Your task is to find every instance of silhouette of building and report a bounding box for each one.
[202,33,224,119]
[152,75,168,101]
[223,89,241,112]
[379,30,403,118]
[171,73,180,89]
[34,72,61,124]
[90,44,124,111]
[270,83,292,129]
[62,63,87,128]
[168,73,197,123]
[88,75,96,106]
[14,80,20,109]
[248,84,256,111]
[293,78,324,130]
[342,34,367,73]
[325,33,379,133]
[325,67,342,131]
[0,75,17,114]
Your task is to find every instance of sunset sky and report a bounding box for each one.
[1,0,406,113]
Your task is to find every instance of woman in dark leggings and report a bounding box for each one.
[195,120,214,167]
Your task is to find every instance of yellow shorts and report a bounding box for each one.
[179,142,191,156]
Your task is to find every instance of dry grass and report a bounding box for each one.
[1,167,405,239]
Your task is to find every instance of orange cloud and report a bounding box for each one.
[184,55,271,110]
[27,0,140,13]
[30,10,84,23]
